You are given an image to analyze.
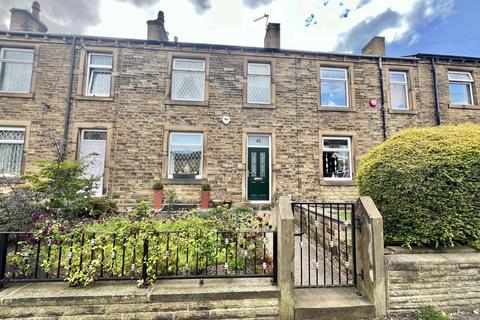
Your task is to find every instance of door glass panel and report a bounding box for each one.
[251,152,257,177]
[260,152,266,177]
[248,135,269,147]
[83,130,107,140]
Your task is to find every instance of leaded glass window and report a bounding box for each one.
[448,71,474,105]
[0,48,34,93]
[247,63,271,104]
[86,53,113,96]
[320,68,349,107]
[171,58,206,101]
[389,71,409,109]
[0,127,25,176]
[168,132,203,179]
[322,137,352,180]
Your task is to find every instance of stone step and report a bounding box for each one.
[294,287,376,320]
[1,306,279,319]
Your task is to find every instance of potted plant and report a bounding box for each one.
[200,181,211,209]
[152,181,164,209]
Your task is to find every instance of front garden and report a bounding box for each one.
[0,137,273,287]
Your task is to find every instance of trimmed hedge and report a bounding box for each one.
[356,123,480,247]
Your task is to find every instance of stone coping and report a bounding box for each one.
[385,245,478,255]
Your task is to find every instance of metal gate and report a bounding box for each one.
[292,202,356,288]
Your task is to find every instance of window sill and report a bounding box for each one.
[161,178,206,185]
[388,109,418,115]
[318,106,354,112]
[76,96,114,102]
[320,180,356,186]
[243,103,276,109]
[448,104,479,110]
[166,100,209,107]
[0,92,34,99]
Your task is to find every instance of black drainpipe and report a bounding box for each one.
[378,57,387,140]
[431,57,441,125]
[62,35,76,159]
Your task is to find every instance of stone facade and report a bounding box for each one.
[1,29,480,206]
[385,250,480,313]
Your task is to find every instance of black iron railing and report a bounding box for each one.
[292,202,356,288]
[0,230,277,287]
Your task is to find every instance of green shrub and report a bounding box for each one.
[414,307,451,320]
[152,181,163,190]
[81,197,118,219]
[201,181,211,191]
[356,124,480,247]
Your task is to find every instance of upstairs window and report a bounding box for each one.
[168,132,203,179]
[0,127,25,177]
[86,53,113,96]
[171,58,206,101]
[320,68,349,107]
[0,48,34,93]
[389,71,409,109]
[448,71,474,105]
[247,63,271,104]
[322,137,352,180]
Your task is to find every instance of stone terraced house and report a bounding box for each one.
[1,2,479,206]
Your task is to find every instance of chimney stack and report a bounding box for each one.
[9,1,48,33]
[361,36,385,56]
[31,1,40,19]
[147,10,169,41]
[264,23,280,49]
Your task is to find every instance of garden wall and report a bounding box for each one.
[385,248,480,313]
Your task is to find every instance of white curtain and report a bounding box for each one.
[89,70,111,95]
[0,62,32,93]
[0,143,23,175]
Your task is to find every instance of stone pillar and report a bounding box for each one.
[361,36,385,56]
[354,196,387,317]
[264,23,280,49]
[275,195,295,319]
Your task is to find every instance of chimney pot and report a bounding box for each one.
[264,23,280,49]
[31,1,41,19]
[147,10,168,41]
[361,36,385,56]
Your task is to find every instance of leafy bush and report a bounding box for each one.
[152,181,163,190]
[80,197,118,219]
[414,307,451,320]
[201,181,211,191]
[356,124,480,247]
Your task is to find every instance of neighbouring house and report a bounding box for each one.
[1,2,479,206]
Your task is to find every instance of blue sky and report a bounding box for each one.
[0,0,479,58]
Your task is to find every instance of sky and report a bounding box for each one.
[0,0,479,57]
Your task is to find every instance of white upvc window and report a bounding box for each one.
[322,137,352,180]
[320,68,349,107]
[0,127,25,177]
[247,63,271,104]
[86,53,113,96]
[389,71,409,110]
[171,58,206,101]
[0,48,34,93]
[448,71,474,105]
[168,132,203,179]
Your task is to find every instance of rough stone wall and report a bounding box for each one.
[1,34,480,206]
[385,252,480,313]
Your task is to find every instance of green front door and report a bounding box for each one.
[247,147,270,201]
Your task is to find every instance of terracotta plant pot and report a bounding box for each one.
[153,190,163,209]
[200,191,210,209]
